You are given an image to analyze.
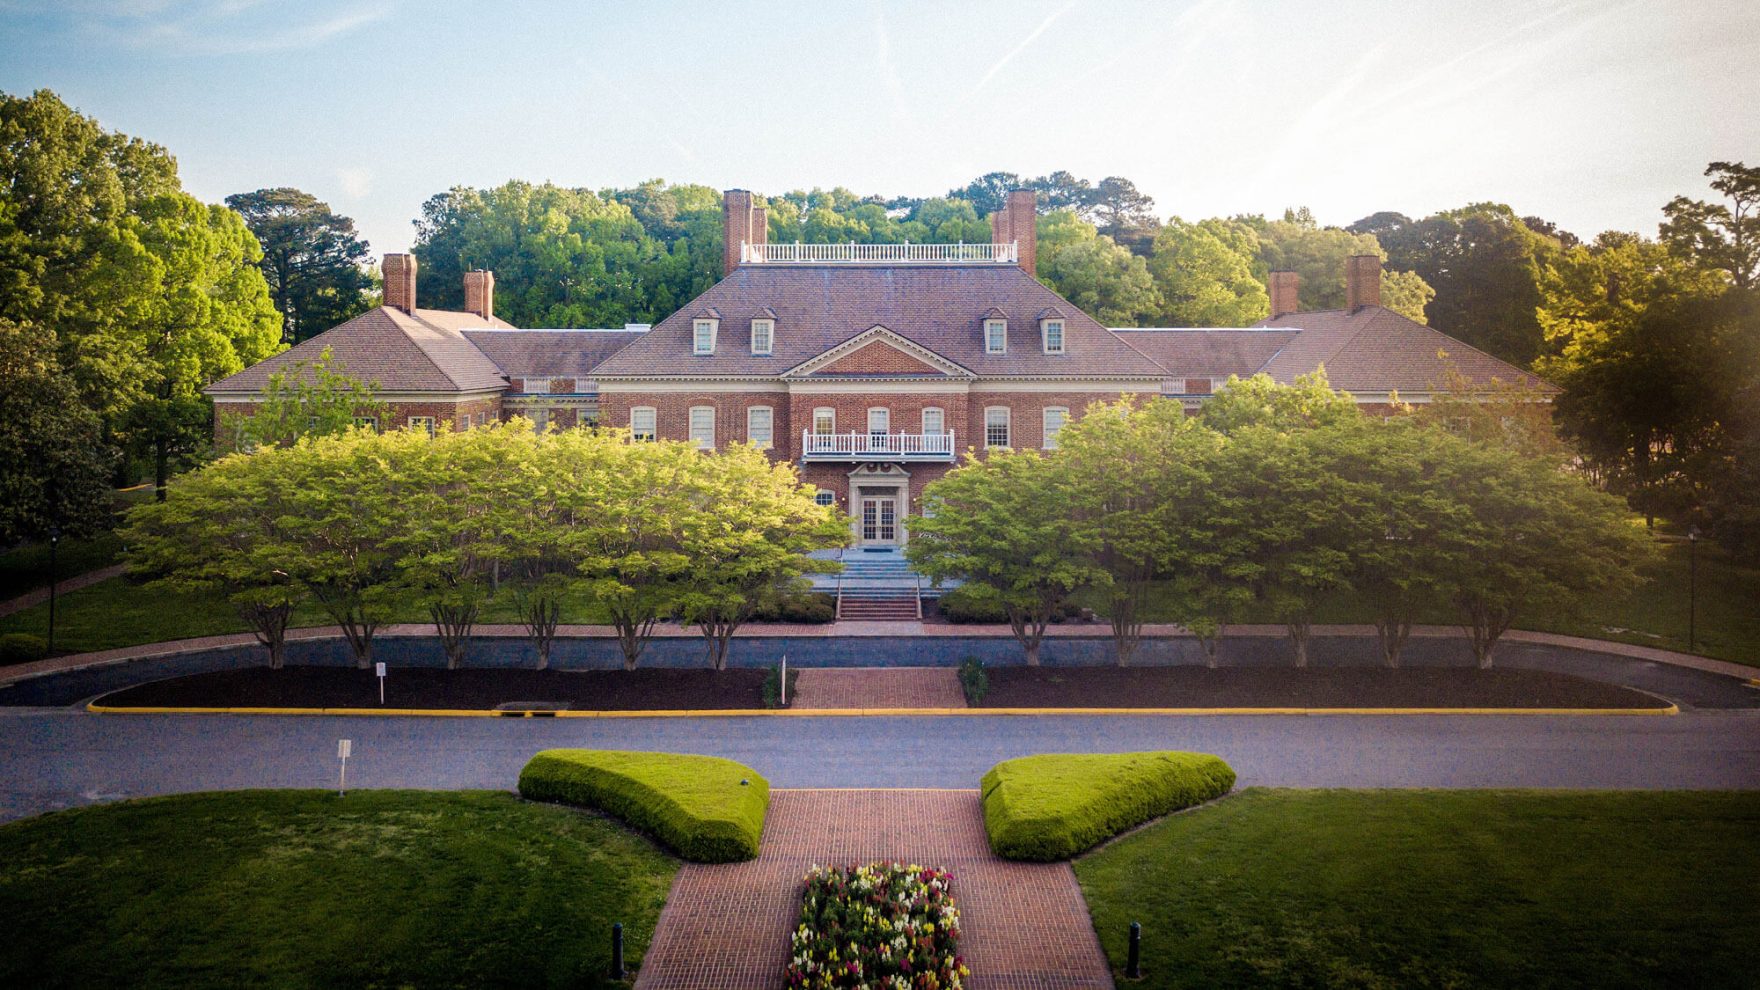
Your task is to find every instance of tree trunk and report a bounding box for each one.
[1109,581,1146,667]
[313,588,377,668]
[240,603,292,670]
[430,602,478,670]
[1285,615,1312,668]
[1461,601,1514,669]
[520,592,560,671]
[1375,613,1412,669]
[1007,605,1050,667]
[609,607,657,671]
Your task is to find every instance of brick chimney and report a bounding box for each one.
[463,270,495,322]
[1268,270,1301,318]
[722,189,753,274]
[1345,254,1382,312]
[989,189,1038,276]
[383,253,417,312]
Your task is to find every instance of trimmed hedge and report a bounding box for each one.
[518,749,769,862]
[981,751,1236,861]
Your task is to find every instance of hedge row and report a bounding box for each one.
[981,751,1236,861]
[517,749,769,862]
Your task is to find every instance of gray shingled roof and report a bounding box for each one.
[208,307,514,394]
[461,330,644,378]
[1111,328,1300,379]
[1254,307,1552,393]
[590,265,1169,379]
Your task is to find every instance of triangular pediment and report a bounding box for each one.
[785,325,974,379]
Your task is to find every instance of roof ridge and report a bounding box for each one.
[1106,328,1173,375]
[391,308,482,391]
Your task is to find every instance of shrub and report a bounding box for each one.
[0,633,48,665]
[787,862,967,987]
[761,662,800,708]
[982,751,1236,861]
[750,592,835,624]
[518,749,768,862]
[937,584,1080,624]
[957,656,988,705]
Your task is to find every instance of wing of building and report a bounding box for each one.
[207,188,1547,547]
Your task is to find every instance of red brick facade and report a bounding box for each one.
[816,342,943,376]
[212,396,503,451]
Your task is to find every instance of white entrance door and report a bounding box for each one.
[860,495,898,545]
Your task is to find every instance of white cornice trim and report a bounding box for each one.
[969,379,1163,393]
[788,380,972,395]
[783,325,974,379]
[209,388,505,404]
[598,380,787,394]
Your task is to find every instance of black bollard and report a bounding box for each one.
[611,922,626,979]
[1126,920,1141,978]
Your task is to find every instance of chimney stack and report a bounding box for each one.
[990,188,1038,276]
[1268,270,1301,318]
[383,253,417,312]
[463,270,495,322]
[722,189,755,274]
[1345,254,1382,312]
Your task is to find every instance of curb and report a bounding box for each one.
[86,702,1679,718]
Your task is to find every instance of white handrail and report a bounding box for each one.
[744,242,1018,264]
[801,430,956,457]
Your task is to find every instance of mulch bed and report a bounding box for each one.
[975,665,1668,709]
[98,666,774,711]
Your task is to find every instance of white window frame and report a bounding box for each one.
[921,407,945,435]
[353,415,379,432]
[1042,406,1068,449]
[630,406,657,441]
[693,319,718,356]
[460,413,472,431]
[984,318,1007,354]
[750,318,773,356]
[1041,319,1065,354]
[812,406,836,436]
[984,406,1011,449]
[688,405,716,449]
[746,405,774,449]
[813,489,836,508]
[530,407,549,434]
[408,415,437,437]
[867,407,890,437]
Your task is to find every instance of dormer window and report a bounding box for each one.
[750,318,773,355]
[1041,319,1065,354]
[693,319,718,355]
[985,319,1007,354]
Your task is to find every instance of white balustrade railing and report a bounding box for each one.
[801,430,956,458]
[743,241,1017,264]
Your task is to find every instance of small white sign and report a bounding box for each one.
[337,739,352,759]
[375,662,386,678]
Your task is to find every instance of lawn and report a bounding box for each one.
[1089,537,1760,667]
[0,789,677,989]
[0,529,126,600]
[1076,788,1760,989]
[0,574,616,656]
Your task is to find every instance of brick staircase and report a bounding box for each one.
[835,551,921,620]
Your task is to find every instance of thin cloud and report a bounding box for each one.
[968,1,1080,99]
[336,166,373,199]
[70,1,391,55]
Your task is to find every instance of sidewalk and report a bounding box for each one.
[0,565,127,619]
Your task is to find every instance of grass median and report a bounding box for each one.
[1076,788,1760,988]
[0,789,677,988]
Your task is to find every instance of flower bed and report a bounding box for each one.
[787,862,967,988]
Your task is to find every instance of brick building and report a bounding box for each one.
[208,188,1543,549]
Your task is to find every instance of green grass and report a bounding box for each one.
[981,752,1236,861]
[1085,538,1760,667]
[0,789,678,989]
[0,530,126,600]
[519,750,769,862]
[1076,788,1760,988]
[0,575,615,655]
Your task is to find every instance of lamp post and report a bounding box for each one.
[1687,526,1700,653]
[46,525,61,656]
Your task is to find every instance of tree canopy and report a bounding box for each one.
[226,187,374,344]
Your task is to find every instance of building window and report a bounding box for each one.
[531,408,549,434]
[689,405,716,449]
[813,407,835,435]
[814,489,836,508]
[867,407,890,437]
[922,407,945,435]
[353,416,379,431]
[630,406,656,441]
[408,415,436,437]
[747,406,773,448]
[693,319,718,355]
[1042,319,1065,354]
[460,414,472,430]
[984,318,1007,354]
[984,407,1011,448]
[1042,406,1068,449]
[750,319,773,355]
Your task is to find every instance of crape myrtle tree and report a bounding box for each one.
[909,449,1103,666]
[675,443,846,671]
[500,424,576,669]
[120,446,306,668]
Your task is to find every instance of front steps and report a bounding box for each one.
[834,549,922,620]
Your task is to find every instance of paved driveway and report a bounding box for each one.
[2,708,1757,823]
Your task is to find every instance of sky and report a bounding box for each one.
[2,0,1756,255]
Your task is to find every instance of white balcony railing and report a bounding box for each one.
[743,241,1018,264]
[802,430,956,460]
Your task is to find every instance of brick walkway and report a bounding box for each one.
[635,789,1112,990]
[793,666,968,709]
[0,564,126,619]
